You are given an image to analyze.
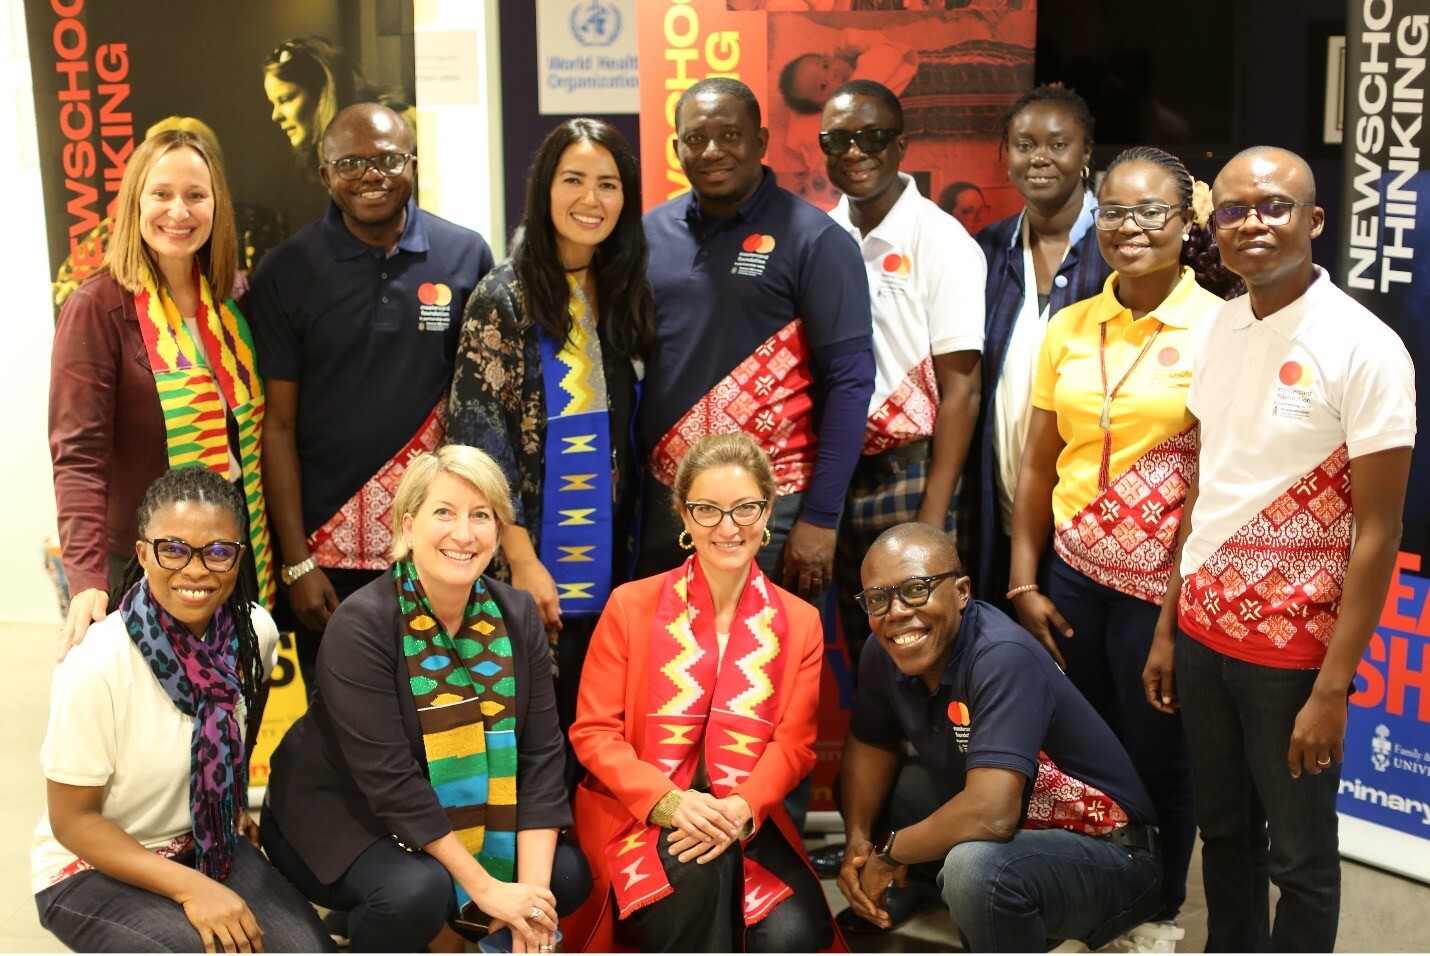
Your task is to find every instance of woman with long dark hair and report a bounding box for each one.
[447,117,652,790]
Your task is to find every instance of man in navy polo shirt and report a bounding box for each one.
[250,103,494,686]
[836,522,1162,951]
[636,77,874,600]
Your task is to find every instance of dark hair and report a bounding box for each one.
[512,118,653,360]
[676,77,762,129]
[116,467,263,711]
[778,54,824,115]
[1102,146,1244,300]
[996,83,1095,148]
[828,79,904,127]
[938,181,983,212]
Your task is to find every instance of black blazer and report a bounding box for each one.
[264,573,572,884]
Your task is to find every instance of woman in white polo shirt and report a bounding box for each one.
[32,467,329,953]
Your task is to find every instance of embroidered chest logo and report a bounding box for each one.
[948,700,971,753]
[733,234,776,277]
[1150,345,1191,387]
[878,253,912,299]
[417,282,453,331]
[1272,360,1316,421]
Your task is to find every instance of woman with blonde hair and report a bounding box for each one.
[49,128,275,661]
[260,445,588,953]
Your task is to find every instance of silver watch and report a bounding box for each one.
[281,556,317,585]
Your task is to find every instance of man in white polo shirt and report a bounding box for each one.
[823,80,985,671]
[1144,146,1415,952]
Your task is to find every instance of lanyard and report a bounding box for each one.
[1097,319,1163,489]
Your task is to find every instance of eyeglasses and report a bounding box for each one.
[1212,201,1315,229]
[855,571,961,617]
[325,152,414,180]
[684,500,769,528]
[1092,203,1185,232]
[818,127,903,157]
[146,537,244,573]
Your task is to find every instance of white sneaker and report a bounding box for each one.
[1101,921,1185,953]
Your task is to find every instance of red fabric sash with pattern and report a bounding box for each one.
[864,355,939,455]
[1179,445,1353,669]
[1022,751,1129,836]
[307,402,447,570]
[1053,425,1198,604]
[650,320,817,496]
[605,558,792,922]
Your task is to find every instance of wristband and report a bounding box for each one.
[281,556,317,585]
[1006,583,1039,599]
[648,789,684,828]
[874,829,904,867]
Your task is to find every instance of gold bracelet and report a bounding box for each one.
[1006,583,1039,599]
[648,789,684,829]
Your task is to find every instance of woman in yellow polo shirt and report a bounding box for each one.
[1006,146,1240,939]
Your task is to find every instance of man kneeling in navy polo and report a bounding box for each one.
[836,522,1162,952]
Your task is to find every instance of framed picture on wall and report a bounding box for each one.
[1323,33,1346,145]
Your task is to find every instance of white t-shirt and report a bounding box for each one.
[31,606,279,892]
[1178,269,1415,667]
[829,174,986,455]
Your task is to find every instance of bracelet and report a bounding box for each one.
[648,789,684,829]
[281,556,317,586]
[1006,583,1039,599]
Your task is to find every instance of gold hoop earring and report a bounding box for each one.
[762,528,772,546]
[679,530,693,550]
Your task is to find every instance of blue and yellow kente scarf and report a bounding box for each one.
[537,277,614,616]
[395,561,518,906]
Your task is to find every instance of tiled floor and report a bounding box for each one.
[5,619,1430,953]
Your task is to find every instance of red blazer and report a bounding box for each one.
[564,572,837,952]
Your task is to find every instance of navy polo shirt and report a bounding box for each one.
[249,199,494,535]
[641,168,872,519]
[853,600,1155,829]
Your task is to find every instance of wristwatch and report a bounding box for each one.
[281,556,317,585]
[873,829,903,868]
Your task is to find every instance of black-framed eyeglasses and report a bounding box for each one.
[325,152,414,180]
[146,537,245,573]
[818,127,903,157]
[855,571,961,617]
[684,500,769,528]
[1212,201,1315,229]
[1092,202,1185,232]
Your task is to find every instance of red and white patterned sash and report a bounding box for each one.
[1179,445,1353,669]
[650,320,817,496]
[307,402,447,570]
[606,558,792,922]
[1022,751,1129,837]
[1053,425,1198,604]
[864,355,939,455]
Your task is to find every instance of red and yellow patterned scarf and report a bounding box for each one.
[135,267,274,607]
[606,557,793,923]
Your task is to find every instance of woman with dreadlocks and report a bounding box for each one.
[32,466,330,953]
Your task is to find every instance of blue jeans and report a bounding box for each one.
[35,840,332,953]
[1048,554,1196,920]
[939,828,1161,952]
[1174,632,1341,952]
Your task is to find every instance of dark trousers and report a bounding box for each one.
[1047,554,1196,921]
[287,567,385,693]
[35,841,332,953]
[555,614,599,796]
[261,808,590,953]
[625,820,834,952]
[1174,632,1341,952]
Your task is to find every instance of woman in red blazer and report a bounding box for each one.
[565,433,842,952]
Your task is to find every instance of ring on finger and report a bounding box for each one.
[529,905,543,921]
[1317,756,1332,766]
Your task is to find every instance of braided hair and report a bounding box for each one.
[116,466,263,710]
[1101,146,1245,300]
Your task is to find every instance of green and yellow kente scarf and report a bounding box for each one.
[395,561,519,908]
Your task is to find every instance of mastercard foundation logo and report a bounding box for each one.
[948,700,971,726]
[418,283,453,307]
[1157,347,1180,367]
[882,253,912,276]
[741,233,776,254]
[1278,361,1314,387]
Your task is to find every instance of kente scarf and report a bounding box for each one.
[606,557,794,924]
[134,266,275,608]
[121,580,244,881]
[537,277,614,616]
[396,561,519,909]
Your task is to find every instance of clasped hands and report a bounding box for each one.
[836,839,907,930]
[665,791,753,864]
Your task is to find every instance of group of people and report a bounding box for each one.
[37,65,1413,956]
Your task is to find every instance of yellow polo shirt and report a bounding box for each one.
[1032,268,1221,525]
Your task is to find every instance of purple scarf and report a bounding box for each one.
[120,581,245,881]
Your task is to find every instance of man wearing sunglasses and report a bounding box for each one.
[822,80,985,675]
[1143,146,1415,951]
[250,103,494,689]
[833,522,1161,949]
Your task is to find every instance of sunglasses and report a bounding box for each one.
[818,127,903,157]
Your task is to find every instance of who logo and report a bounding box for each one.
[1372,724,1392,772]
[570,0,622,47]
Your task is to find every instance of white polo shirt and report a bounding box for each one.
[829,173,986,455]
[1178,269,1415,668]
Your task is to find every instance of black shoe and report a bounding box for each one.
[808,842,845,877]
[834,882,937,934]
